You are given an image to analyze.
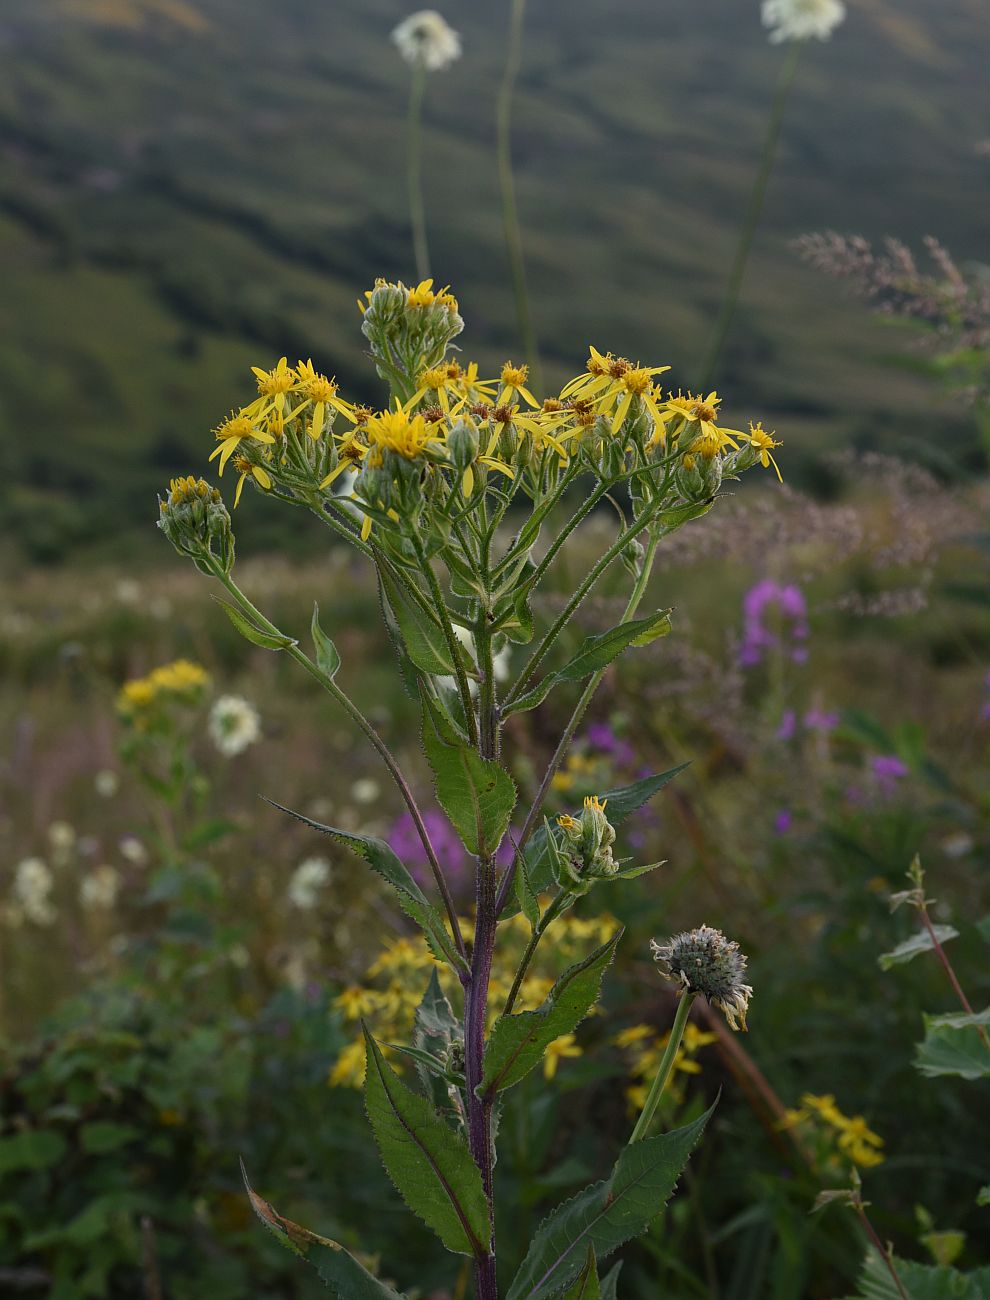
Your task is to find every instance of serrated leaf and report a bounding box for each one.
[214,598,296,650]
[378,565,455,675]
[389,1043,464,1086]
[311,603,341,680]
[843,1250,990,1299]
[504,612,672,717]
[363,1029,491,1258]
[878,925,959,972]
[412,971,464,1108]
[514,844,542,931]
[507,1102,715,1300]
[421,696,516,857]
[264,798,467,974]
[481,932,622,1095]
[562,1246,600,1300]
[242,1160,405,1298]
[914,1008,990,1080]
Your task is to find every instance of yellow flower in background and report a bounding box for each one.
[334,986,379,1021]
[780,1092,885,1170]
[116,658,210,719]
[329,1039,368,1088]
[543,1034,582,1079]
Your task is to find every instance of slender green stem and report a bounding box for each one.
[496,529,661,914]
[412,533,479,748]
[497,0,539,382]
[502,889,569,1015]
[407,62,430,282]
[699,41,801,389]
[212,566,466,961]
[628,992,696,1143]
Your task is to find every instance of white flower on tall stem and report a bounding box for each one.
[288,857,332,910]
[392,10,461,71]
[80,865,120,910]
[12,857,56,926]
[761,0,846,44]
[209,695,261,757]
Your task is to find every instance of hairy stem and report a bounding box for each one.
[629,992,696,1143]
[496,0,539,383]
[699,41,800,389]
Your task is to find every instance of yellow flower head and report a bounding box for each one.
[407,279,437,307]
[296,359,338,404]
[165,475,216,508]
[251,357,297,398]
[743,421,783,481]
[365,409,436,460]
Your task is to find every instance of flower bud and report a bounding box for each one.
[555,796,618,893]
[447,419,479,472]
[650,925,753,1030]
[157,476,234,575]
[621,537,645,579]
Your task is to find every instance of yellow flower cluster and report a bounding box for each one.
[329,907,619,1088]
[780,1092,885,1169]
[613,1021,718,1111]
[116,659,210,719]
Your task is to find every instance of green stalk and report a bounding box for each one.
[411,532,480,748]
[502,888,569,1015]
[407,61,431,282]
[628,992,696,1143]
[497,0,539,382]
[699,42,801,389]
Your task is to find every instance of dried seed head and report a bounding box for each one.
[650,925,753,1031]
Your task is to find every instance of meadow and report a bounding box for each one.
[1,2,989,1299]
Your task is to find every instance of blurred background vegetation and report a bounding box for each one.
[2,2,990,1299]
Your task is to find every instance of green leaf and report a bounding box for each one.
[562,1246,600,1300]
[504,611,672,717]
[378,565,455,676]
[264,798,467,974]
[914,1009,990,1080]
[843,1250,990,1299]
[507,1103,715,1300]
[79,1122,139,1154]
[421,696,516,857]
[412,970,464,1108]
[242,1161,406,1298]
[514,842,542,931]
[311,603,342,680]
[363,1029,491,1258]
[600,1262,622,1300]
[481,931,622,1095]
[214,598,296,650]
[878,925,959,971]
[0,1129,67,1175]
[976,1186,990,1207]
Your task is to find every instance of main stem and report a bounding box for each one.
[407,63,430,283]
[628,992,696,1143]
[496,0,539,384]
[699,42,800,389]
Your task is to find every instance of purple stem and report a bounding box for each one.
[465,856,498,1298]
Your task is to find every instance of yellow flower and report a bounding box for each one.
[365,408,436,460]
[612,1023,654,1049]
[742,421,783,481]
[251,357,297,410]
[209,411,276,474]
[329,1039,367,1088]
[295,359,354,438]
[543,1033,582,1079]
[231,455,272,508]
[334,985,379,1021]
[407,278,438,307]
[499,361,540,409]
[659,390,743,455]
[117,659,210,717]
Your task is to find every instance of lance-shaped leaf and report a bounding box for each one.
[264,799,466,975]
[311,603,342,680]
[562,1246,600,1300]
[378,564,456,676]
[600,1262,622,1300]
[914,1009,990,1081]
[362,1029,491,1258]
[514,839,542,932]
[504,611,673,718]
[506,765,689,910]
[878,925,959,972]
[412,970,465,1111]
[506,1103,715,1300]
[242,1160,405,1299]
[481,932,622,1096]
[421,696,516,857]
[214,598,296,651]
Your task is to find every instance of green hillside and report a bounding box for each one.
[1,0,987,561]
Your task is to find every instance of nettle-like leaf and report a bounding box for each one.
[378,563,456,676]
[481,932,622,1096]
[514,841,542,932]
[242,1160,405,1299]
[561,1246,600,1300]
[914,1008,990,1080]
[421,696,516,857]
[311,602,342,680]
[504,611,672,717]
[214,598,296,651]
[843,1249,990,1299]
[504,766,689,910]
[412,970,464,1110]
[264,799,467,975]
[878,925,959,972]
[507,1103,715,1300]
[362,1029,491,1258]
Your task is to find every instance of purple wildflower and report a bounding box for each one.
[777,710,797,740]
[388,808,470,892]
[739,579,810,667]
[804,708,840,732]
[871,754,909,797]
[773,809,793,835]
[586,722,635,767]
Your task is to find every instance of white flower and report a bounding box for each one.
[48,821,76,853]
[94,769,120,798]
[12,857,56,926]
[351,778,381,805]
[80,865,120,910]
[209,695,261,757]
[392,10,461,72]
[761,0,845,43]
[119,835,150,867]
[288,856,332,910]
